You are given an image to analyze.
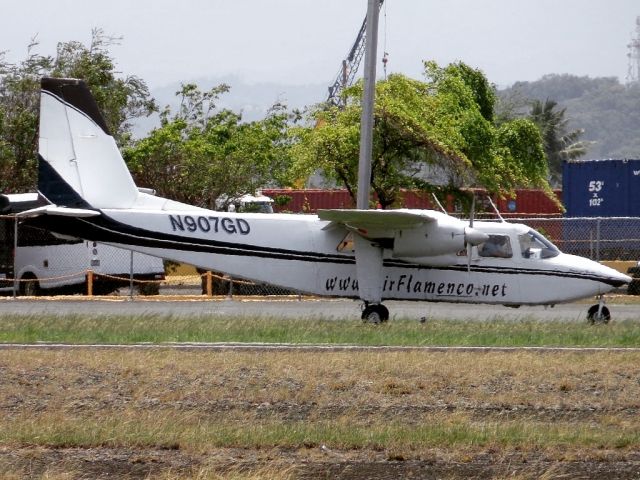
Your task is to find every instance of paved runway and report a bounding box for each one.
[0,296,637,322]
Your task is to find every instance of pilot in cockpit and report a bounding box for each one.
[479,235,512,258]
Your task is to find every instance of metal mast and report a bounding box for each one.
[627,16,640,84]
[327,0,384,107]
[356,0,380,209]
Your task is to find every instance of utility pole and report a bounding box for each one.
[356,0,380,210]
[627,16,640,84]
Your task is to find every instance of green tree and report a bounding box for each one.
[0,40,52,191]
[432,61,497,122]
[291,61,550,209]
[50,29,157,146]
[0,30,156,192]
[529,98,589,186]
[124,83,294,209]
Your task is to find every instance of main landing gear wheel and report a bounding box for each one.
[361,304,389,324]
[587,304,611,324]
[19,274,40,297]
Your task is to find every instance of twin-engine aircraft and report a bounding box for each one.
[27,77,630,322]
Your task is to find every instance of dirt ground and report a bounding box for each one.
[3,445,640,479]
[2,348,640,479]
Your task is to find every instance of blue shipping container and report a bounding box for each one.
[563,159,640,217]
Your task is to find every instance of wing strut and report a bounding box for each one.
[354,234,384,304]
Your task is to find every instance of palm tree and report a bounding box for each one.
[529,99,590,186]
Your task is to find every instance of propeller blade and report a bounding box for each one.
[465,227,489,273]
[469,194,475,228]
[467,196,484,272]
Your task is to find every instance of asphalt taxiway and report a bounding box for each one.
[0,297,637,322]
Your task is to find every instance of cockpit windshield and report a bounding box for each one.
[519,229,560,259]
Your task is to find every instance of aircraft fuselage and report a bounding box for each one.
[37,207,628,307]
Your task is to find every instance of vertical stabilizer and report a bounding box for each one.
[38,77,139,209]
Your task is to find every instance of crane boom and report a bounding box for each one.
[327,0,384,106]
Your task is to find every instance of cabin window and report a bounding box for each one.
[478,235,512,258]
[18,225,82,247]
[519,230,560,259]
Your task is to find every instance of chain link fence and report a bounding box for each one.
[0,216,303,298]
[511,217,640,262]
[1,215,637,298]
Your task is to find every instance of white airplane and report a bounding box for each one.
[28,77,630,323]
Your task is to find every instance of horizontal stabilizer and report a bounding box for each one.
[15,205,100,218]
[318,208,438,230]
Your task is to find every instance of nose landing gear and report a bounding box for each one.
[587,296,611,324]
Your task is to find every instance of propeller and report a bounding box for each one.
[465,194,489,272]
[467,195,475,272]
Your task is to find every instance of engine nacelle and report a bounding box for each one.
[392,222,466,257]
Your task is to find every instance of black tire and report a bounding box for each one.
[19,274,40,297]
[138,282,160,296]
[361,304,390,324]
[92,282,118,296]
[587,304,611,324]
[628,280,640,296]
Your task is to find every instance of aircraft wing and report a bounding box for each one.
[318,208,437,232]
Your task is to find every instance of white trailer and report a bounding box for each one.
[0,193,164,295]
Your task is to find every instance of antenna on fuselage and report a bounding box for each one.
[487,196,505,223]
[431,193,447,214]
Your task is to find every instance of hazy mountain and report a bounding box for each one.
[133,75,326,137]
[499,74,640,159]
[136,73,640,162]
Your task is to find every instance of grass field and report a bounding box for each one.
[2,347,640,478]
[2,313,640,478]
[1,313,640,347]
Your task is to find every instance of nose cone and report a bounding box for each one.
[589,261,632,289]
[561,254,631,298]
[607,269,633,288]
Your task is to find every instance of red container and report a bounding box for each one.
[495,189,563,218]
[263,189,354,213]
[262,188,563,216]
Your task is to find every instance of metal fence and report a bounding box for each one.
[511,217,640,262]
[0,217,303,298]
[1,216,638,297]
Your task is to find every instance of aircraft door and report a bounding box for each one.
[475,233,522,304]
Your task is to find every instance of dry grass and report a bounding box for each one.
[0,448,296,480]
[2,349,639,411]
[2,350,640,442]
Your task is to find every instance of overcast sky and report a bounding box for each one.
[2,0,639,89]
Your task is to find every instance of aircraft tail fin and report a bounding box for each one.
[38,77,139,209]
